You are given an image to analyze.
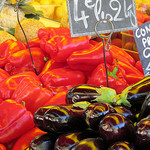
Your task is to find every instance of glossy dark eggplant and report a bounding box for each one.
[66,84,117,105]
[116,76,150,112]
[54,129,99,150]
[98,113,135,145]
[137,92,150,121]
[66,84,101,104]
[34,105,57,132]
[107,141,136,150]
[29,133,58,150]
[84,102,115,131]
[34,102,90,134]
[113,105,136,123]
[43,104,88,133]
[135,116,150,150]
[70,137,105,150]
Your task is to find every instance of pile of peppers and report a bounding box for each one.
[0,27,146,149]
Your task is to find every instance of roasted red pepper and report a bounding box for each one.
[0,71,39,100]
[12,127,46,150]
[4,47,46,75]
[40,68,85,94]
[87,63,128,94]
[11,77,54,114]
[67,42,113,71]
[0,144,6,150]
[0,68,10,83]
[44,35,90,62]
[0,99,35,143]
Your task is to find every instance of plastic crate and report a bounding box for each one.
[121,31,137,51]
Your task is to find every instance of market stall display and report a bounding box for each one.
[0,0,150,149]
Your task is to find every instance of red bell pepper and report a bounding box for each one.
[0,68,10,83]
[87,63,128,94]
[38,27,71,40]
[125,74,145,85]
[11,77,54,114]
[0,40,26,68]
[135,60,144,74]
[67,42,113,71]
[44,35,90,62]
[38,59,68,78]
[0,144,6,150]
[40,68,85,94]
[0,39,14,68]
[5,47,46,75]
[43,90,67,106]
[0,71,39,100]
[24,37,41,48]
[12,127,46,150]
[0,99,35,143]
[110,45,136,66]
[38,27,71,51]
[113,59,143,76]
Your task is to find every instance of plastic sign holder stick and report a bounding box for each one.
[94,19,115,87]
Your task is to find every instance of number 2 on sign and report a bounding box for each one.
[74,0,136,29]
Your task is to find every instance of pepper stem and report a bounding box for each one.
[108,66,118,79]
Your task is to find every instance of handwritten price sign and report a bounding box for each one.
[67,0,138,37]
[133,21,150,77]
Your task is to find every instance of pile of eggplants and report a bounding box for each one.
[27,76,150,150]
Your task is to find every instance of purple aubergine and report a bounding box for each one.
[107,141,136,150]
[66,84,101,104]
[70,137,105,150]
[54,129,99,150]
[33,105,57,133]
[135,116,150,150]
[113,105,136,122]
[84,102,115,131]
[43,104,88,133]
[98,113,135,144]
[137,92,150,122]
[116,76,150,112]
[29,133,58,150]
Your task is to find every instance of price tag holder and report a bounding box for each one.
[133,21,150,77]
[67,0,138,37]
[0,0,6,12]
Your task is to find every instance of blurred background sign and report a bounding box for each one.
[0,0,6,12]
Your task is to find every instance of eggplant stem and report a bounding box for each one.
[116,86,132,107]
